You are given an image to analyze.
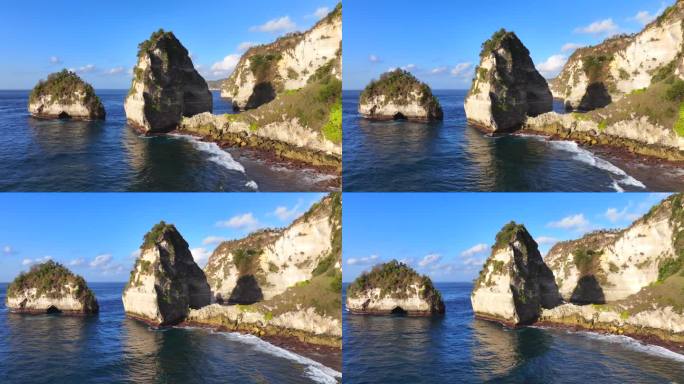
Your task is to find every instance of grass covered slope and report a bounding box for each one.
[29,69,105,119]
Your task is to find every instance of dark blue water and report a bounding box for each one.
[0,283,341,384]
[342,90,683,192]
[342,282,684,383]
[0,90,331,191]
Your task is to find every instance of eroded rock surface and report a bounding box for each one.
[346,260,445,316]
[6,261,98,315]
[470,222,561,325]
[28,70,105,120]
[122,221,211,326]
[124,29,212,134]
[358,69,443,122]
[465,29,552,133]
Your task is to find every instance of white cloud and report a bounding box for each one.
[575,19,619,35]
[250,16,297,33]
[451,62,473,77]
[210,54,241,77]
[105,66,125,75]
[69,258,85,267]
[216,212,260,231]
[631,10,656,25]
[536,236,559,245]
[418,253,441,267]
[130,249,141,259]
[548,214,591,232]
[310,7,330,19]
[402,64,416,71]
[70,64,96,74]
[90,254,112,268]
[347,254,378,266]
[273,200,302,221]
[561,43,584,52]
[369,54,381,63]
[430,66,448,75]
[238,42,257,52]
[49,56,62,65]
[202,236,227,245]
[460,243,489,258]
[22,256,52,267]
[537,54,568,78]
[191,247,211,266]
[605,206,640,223]
[3,245,15,255]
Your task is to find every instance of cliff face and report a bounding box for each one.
[470,222,561,325]
[194,193,342,345]
[122,221,211,326]
[346,260,445,316]
[540,194,684,345]
[124,29,212,134]
[221,4,341,111]
[5,261,98,315]
[358,69,443,122]
[465,29,552,133]
[551,2,684,111]
[28,70,105,120]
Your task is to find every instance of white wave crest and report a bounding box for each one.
[575,331,684,362]
[245,180,259,190]
[170,134,246,173]
[544,139,646,189]
[219,331,341,384]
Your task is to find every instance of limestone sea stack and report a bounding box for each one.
[122,221,211,326]
[464,29,552,133]
[124,29,212,134]
[5,261,98,315]
[221,3,342,111]
[470,222,561,326]
[346,260,445,316]
[358,69,443,122]
[28,69,105,120]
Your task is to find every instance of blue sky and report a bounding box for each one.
[344,0,668,89]
[0,0,336,89]
[0,193,324,283]
[343,193,670,283]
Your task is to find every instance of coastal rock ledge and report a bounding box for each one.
[28,69,105,120]
[464,29,552,133]
[470,222,561,326]
[346,260,445,316]
[122,221,211,326]
[5,261,99,315]
[358,69,443,122]
[124,29,212,134]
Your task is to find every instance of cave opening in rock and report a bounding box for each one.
[390,306,407,315]
[57,112,71,119]
[393,112,407,120]
[45,305,61,314]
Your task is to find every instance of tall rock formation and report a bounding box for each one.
[358,69,443,122]
[551,2,684,111]
[464,29,553,133]
[5,261,98,315]
[28,69,105,120]
[124,29,212,134]
[471,222,561,325]
[221,4,341,111]
[122,221,211,326]
[346,260,445,316]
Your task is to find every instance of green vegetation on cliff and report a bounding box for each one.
[360,69,440,113]
[7,261,95,304]
[142,221,175,249]
[347,260,441,302]
[30,69,102,107]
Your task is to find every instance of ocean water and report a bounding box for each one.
[342,90,684,192]
[0,283,341,384]
[0,90,332,192]
[342,282,684,383]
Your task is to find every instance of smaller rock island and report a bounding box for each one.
[28,69,105,120]
[346,260,445,316]
[358,69,443,122]
[5,260,99,315]
[122,221,211,326]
